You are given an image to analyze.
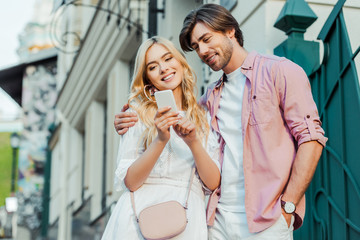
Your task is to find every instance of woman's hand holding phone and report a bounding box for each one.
[154,107,180,142]
[154,90,198,145]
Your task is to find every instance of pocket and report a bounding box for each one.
[257,214,293,239]
[249,96,276,125]
[280,214,288,228]
[280,214,294,231]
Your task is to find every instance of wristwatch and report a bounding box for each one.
[281,200,296,214]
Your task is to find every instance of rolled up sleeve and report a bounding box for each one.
[276,60,328,147]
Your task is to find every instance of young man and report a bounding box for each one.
[114,4,327,239]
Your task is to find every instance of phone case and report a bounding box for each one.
[154,90,177,112]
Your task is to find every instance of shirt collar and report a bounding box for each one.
[241,51,257,70]
[240,51,258,81]
[214,73,227,89]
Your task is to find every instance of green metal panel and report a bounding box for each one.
[274,0,317,35]
[274,0,360,239]
[41,124,56,238]
[294,0,360,239]
[274,0,319,76]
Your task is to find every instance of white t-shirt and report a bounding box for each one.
[217,67,246,212]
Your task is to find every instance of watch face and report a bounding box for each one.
[284,202,296,213]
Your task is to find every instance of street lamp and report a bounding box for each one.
[10,132,20,194]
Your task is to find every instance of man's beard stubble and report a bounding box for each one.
[209,38,233,72]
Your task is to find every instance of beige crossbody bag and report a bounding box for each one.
[130,166,196,240]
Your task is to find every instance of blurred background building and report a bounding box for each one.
[0,0,57,239]
[0,0,359,239]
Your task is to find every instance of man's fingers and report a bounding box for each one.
[115,122,136,131]
[115,112,137,119]
[121,103,130,112]
[115,117,138,125]
[117,128,129,135]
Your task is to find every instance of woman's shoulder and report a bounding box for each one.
[127,100,139,113]
[127,102,145,119]
[125,106,137,114]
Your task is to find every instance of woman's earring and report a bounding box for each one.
[144,85,157,102]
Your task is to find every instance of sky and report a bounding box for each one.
[0,0,36,123]
[0,0,37,69]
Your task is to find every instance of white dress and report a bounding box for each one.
[102,110,220,240]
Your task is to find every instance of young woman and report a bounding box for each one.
[101,36,221,239]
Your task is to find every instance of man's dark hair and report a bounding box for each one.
[179,3,244,52]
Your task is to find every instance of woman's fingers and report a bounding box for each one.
[157,116,180,129]
[155,110,180,131]
[154,106,172,118]
[175,118,194,135]
[158,119,180,131]
[182,122,193,135]
[155,109,180,126]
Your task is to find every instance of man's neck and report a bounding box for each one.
[223,43,248,75]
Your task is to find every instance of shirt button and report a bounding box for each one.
[253,95,256,99]
[307,115,310,118]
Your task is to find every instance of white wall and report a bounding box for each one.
[84,101,105,221]
[67,128,83,210]
[57,120,70,240]
[49,141,61,225]
[105,60,131,205]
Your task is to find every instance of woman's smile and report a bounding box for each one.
[162,72,176,82]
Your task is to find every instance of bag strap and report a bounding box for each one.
[184,166,196,209]
[130,190,138,222]
[130,165,196,222]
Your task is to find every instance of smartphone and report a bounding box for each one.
[154,90,177,112]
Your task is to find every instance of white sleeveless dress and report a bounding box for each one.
[101,110,220,240]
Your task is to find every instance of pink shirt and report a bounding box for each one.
[200,51,327,233]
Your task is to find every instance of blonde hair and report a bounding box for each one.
[128,36,209,149]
